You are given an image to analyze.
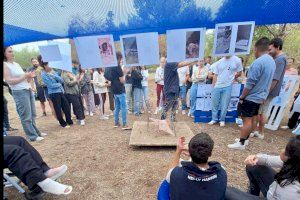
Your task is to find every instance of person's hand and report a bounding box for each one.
[176,137,188,154]
[90,80,94,84]
[25,71,36,79]
[244,155,258,166]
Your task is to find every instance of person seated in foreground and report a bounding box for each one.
[3,136,72,195]
[225,135,300,200]
[166,133,227,200]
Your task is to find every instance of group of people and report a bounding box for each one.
[3,35,299,198]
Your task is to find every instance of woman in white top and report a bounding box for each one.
[141,66,149,112]
[3,47,46,141]
[93,68,109,120]
[188,59,208,118]
[154,57,166,114]
[226,135,300,200]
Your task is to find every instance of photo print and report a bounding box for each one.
[97,37,115,65]
[122,36,139,65]
[235,24,252,53]
[215,25,232,54]
[186,31,200,59]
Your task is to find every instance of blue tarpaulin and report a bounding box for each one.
[4,0,300,46]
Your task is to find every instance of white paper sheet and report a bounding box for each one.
[74,34,117,69]
[47,41,72,72]
[120,32,159,67]
[167,28,206,62]
[38,45,62,62]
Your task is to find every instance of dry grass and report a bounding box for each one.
[4,77,294,200]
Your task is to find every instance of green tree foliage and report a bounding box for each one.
[14,46,39,70]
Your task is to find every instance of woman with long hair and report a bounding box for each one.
[62,70,85,125]
[38,55,73,128]
[226,135,300,200]
[93,68,109,120]
[3,47,46,141]
[78,68,96,116]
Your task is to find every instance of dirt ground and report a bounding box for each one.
[4,77,295,200]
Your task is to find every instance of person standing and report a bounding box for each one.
[205,56,213,84]
[177,64,190,115]
[252,38,287,139]
[104,52,131,130]
[285,58,298,75]
[161,60,197,122]
[141,66,149,112]
[208,55,243,127]
[40,57,73,128]
[154,57,166,114]
[131,66,143,116]
[78,68,96,117]
[3,47,46,141]
[93,68,109,120]
[189,59,209,118]
[28,58,56,117]
[124,67,134,113]
[62,71,85,125]
[3,81,18,132]
[228,37,275,150]
[104,67,115,115]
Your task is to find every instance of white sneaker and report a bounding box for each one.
[235,138,249,146]
[208,120,217,125]
[63,125,70,129]
[250,131,264,139]
[220,121,225,127]
[80,120,85,126]
[158,107,163,111]
[40,133,47,137]
[182,110,186,115]
[228,141,245,150]
[35,137,44,141]
[176,110,179,114]
[100,116,109,120]
[89,112,94,117]
[281,126,289,130]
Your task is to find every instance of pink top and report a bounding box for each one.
[285,68,298,75]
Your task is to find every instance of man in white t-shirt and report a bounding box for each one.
[177,66,190,115]
[208,55,243,127]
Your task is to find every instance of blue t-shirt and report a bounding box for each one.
[164,62,179,95]
[245,54,276,104]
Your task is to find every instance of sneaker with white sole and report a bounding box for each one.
[63,125,70,129]
[182,110,186,115]
[208,120,217,125]
[235,138,249,146]
[40,133,47,137]
[100,116,109,120]
[80,120,85,126]
[250,131,264,139]
[35,137,44,142]
[220,121,225,127]
[228,141,245,150]
[89,112,94,117]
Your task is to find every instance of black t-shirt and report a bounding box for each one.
[131,69,143,89]
[164,62,179,95]
[104,66,125,95]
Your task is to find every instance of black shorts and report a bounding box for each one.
[36,86,47,102]
[238,100,260,118]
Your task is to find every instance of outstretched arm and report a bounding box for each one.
[178,60,198,68]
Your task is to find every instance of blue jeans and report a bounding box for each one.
[142,86,148,102]
[125,84,133,112]
[179,85,188,110]
[133,88,143,114]
[114,93,127,126]
[211,85,232,122]
[12,89,41,141]
[190,83,199,115]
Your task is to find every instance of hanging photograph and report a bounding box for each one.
[167,28,206,62]
[97,37,115,65]
[122,36,139,65]
[215,25,232,55]
[186,31,200,59]
[213,21,255,56]
[74,34,117,69]
[235,24,254,53]
[120,32,159,67]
